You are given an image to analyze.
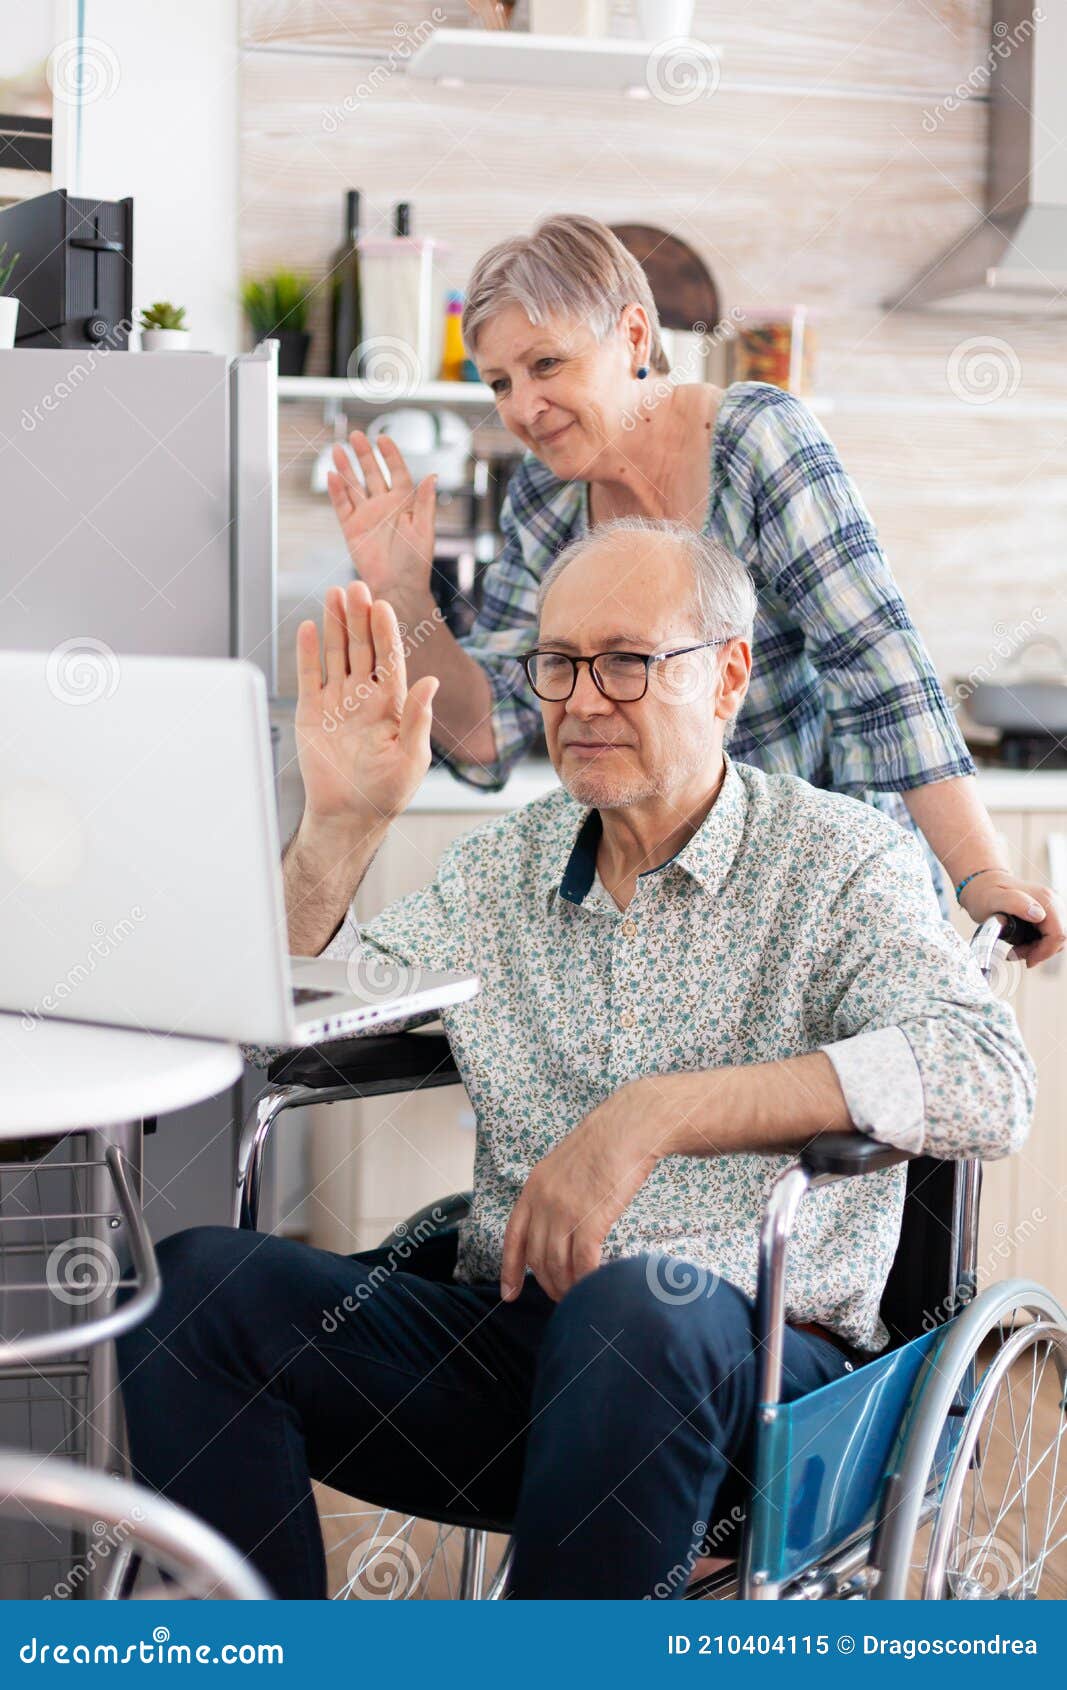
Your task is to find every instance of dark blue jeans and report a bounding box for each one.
[114,1225,859,1599]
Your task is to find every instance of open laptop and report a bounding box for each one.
[0,651,479,1045]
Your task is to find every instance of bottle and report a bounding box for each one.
[330,189,363,379]
[440,291,467,383]
[358,202,441,388]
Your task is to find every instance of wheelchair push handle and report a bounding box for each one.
[969,911,1042,983]
[994,913,1042,948]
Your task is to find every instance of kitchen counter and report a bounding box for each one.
[966,767,1067,810]
[269,704,1067,818]
[411,760,1067,813]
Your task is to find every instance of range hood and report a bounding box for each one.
[896,3,1067,313]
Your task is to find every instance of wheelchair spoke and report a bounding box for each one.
[984,1417,1064,1542]
[921,1320,1067,1600]
[1019,1337,1045,1574]
[1030,1407,1067,1595]
[978,1354,1065,1546]
[315,1488,509,1600]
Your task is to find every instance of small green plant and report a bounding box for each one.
[139,300,187,332]
[0,241,21,294]
[241,271,312,338]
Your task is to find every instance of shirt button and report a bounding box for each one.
[621,919,637,937]
[619,1009,636,1028]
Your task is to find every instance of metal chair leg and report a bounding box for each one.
[459,1527,488,1599]
[485,1537,513,1599]
[100,1541,141,1599]
[232,1087,302,1230]
[232,1080,368,1231]
[0,1450,270,1599]
[84,1122,155,1600]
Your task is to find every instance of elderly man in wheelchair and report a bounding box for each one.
[116,516,1066,1602]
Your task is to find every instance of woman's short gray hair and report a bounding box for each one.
[463,214,671,376]
[536,517,757,645]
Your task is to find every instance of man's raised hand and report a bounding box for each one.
[294,580,438,833]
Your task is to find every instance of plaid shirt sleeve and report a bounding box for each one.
[441,459,570,792]
[731,388,977,794]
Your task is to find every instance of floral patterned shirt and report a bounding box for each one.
[313,755,1034,1354]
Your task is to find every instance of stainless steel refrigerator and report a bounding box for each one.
[1,341,276,682]
[0,341,282,1596]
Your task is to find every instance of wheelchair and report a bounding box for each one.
[224,913,1067,1600]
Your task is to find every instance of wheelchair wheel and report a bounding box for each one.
[921,1317,1067,1599]
[316,1486,512,1599]
[874,1281,1067,1600]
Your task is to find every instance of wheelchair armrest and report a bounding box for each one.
[267,1028,460,1095]
[799,918,1042,1182]
[800,1131,914,1178]
[380,1190,472,1252]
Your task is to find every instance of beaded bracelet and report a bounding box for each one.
[954,867,997,903]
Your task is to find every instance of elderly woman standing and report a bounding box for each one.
[326,214,1062,963]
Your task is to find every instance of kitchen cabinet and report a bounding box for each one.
[309,782,1067,1314]
[1015,810,1067,1306]
[950,807,1067,1312]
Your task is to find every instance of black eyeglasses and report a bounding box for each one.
[515,640,731,703]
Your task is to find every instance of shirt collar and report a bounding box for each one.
[545,753,748,911]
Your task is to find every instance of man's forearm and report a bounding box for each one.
[282,812,390,957]
[392,590,498,769]
[647,1052,856,1161]
[513,1053,863,1302]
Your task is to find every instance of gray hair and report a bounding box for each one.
[536,516,757,644]
[463,214,671,377]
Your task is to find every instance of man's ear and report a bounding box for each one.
[717,640,751,726]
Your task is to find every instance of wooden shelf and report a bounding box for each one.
[407,27,721,93]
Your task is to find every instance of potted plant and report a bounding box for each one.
[241,271,313,375]
[0,241,21,350]
[139,301,191,351]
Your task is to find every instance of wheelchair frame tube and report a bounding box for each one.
[754,1164,813,1412]
[950,1156,982,1315]
[741,1161,813,1599]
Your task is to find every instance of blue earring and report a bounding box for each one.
[636,365,649,380]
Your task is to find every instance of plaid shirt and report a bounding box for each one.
[448,382,976,914]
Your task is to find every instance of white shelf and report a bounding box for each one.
[277,378,1067,422]
[277,375,496,411]
[407,27,720,93]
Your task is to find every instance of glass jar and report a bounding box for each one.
[731,306,816,395]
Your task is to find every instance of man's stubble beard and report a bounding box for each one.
[559,734,711,810]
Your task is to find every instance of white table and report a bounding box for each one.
[0,1013,242,1138]
[0,1012,241,1599]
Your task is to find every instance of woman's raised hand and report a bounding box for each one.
[294,581,438,831]
[326,429,436,606]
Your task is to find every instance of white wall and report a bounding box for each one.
[49,0,241,354]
